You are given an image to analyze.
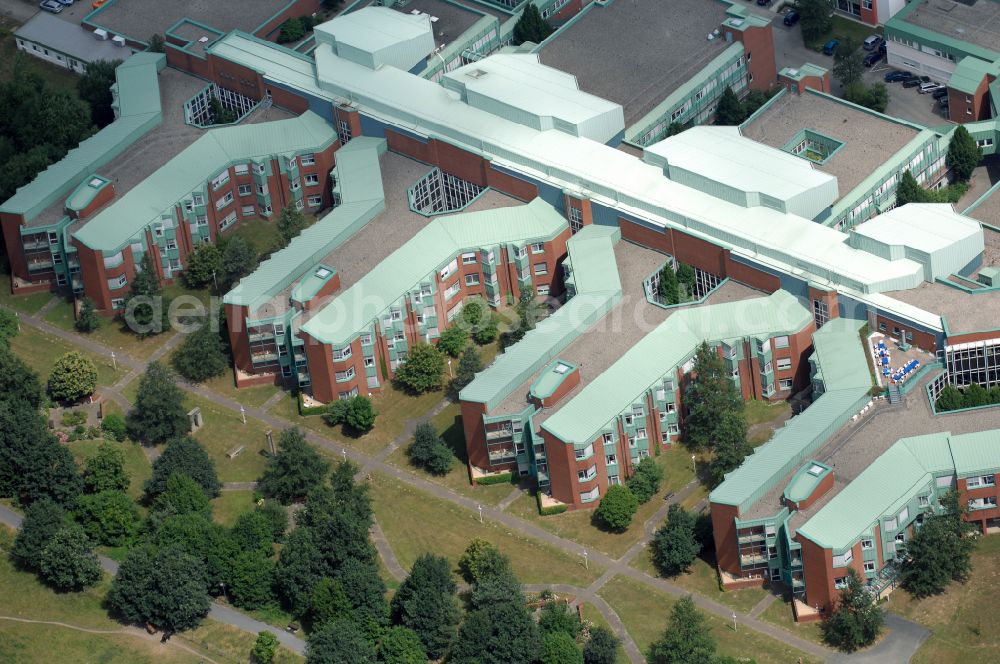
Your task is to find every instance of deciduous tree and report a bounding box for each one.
[251,631,279,664]
[583,626,621,664]
[714,87,745,125]
[151,472,212,518]
[538,601,582,638]
[83,441,130,493]
[377,626,427,664]
[0,349,42,408]
[708,410,752,486]
[648,595,716,664]
[122,252,167,336]
[625,457,663,504]
[38,523,102,591]
[541,631,583,664]
[75,489,139,546]
[172,321,228,382]
[458,537,498,583]
[145,436,221,498]
[451,343,483,394]
[394,342,445,393]
[0,400,82,507]
[821,568,884,652]
[182,243,223,290]
[48,351,98,402]
[225,549,275,609]
[220,236,259,290]
[75,297,101,333]
[947,125,982,182]
[12,498,67,570]
[682,342,745,452]
[652,504,701,576]
[437,325,468,357]
[306,618,376,664]
[277,204,310,246]
[258,427,330,504]
[77,59,122,127]
[345,395,377,432]
[594,484,639,532]
[309,577,353,628]
[901,490,976,598]
[658,264,680,304]
[127,362,189,445]
[833,37,864,89]
[798,0,833,43]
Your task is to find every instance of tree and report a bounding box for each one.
[149,512,235,592]
[151,472,212,517]
[75,297,100,333]
[798,0,833,43]
[0,310,16,344]
[947,125,982,182]
[472,311,499,345]
[336,558,389,639]
[38,524,102,591]
[901,490,976,598]
[75,489,139,546]
[896,170,927,206]
[278,17,307,43]
[256,501,288,542]
[406,421,453,476]
[101,413,127,441]
[594,484,639,532]
[258,427,330,504]
[583,626,621,664]
[122,252,167,336]
[182,243,223,290]
[458,537,498,583]
[13,498,67,570]
[652,504,701,576]
[107,545,211,634]
[864,83,889,113]
[225,550,275,609]
[377,626,427,664]
[145,436,221,499]
[252,631,279,664]
[658,264,680,305]
[714,86,745,125]
[625,457,664,504]
[438,325,468,358]
[220,236,258,290]
[450,600,540,664]
[0,349,42,409]
[48,351,98,402]
[425,443,454,476]
[963,382,990,408]
[231,510,276,555]
[707,410,751,487]
[451,344,483,394]
[277,204,310,247]
[391,554,460,659]
[541,631,583,664]
[512,3,553,45]
[0,400,82,507]
[833,37,864,89]
[936,385,964,411]
[309,577,353,628]
[172,321,228,382]
[345,396,377,432]
[821,568,884,652]
[147,33,165,53]
[539,601,582,638]
[77,59,121,127]
[208,97,237,125]
[127,362,189,445]
[501,288,540,349]
[83,441,129,493]
[648,595,717,664]
[393,342,444,393]
[682,342,745,451]
[307,618,376,664]
[275,527,326,616]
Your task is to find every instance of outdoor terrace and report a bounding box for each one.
[537,0,732,127]
[493,242,762,421]
[741,91,921,199]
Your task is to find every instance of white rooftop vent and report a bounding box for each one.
[787,68,800,77]
[88,177,103,187]
[94,28,108,40]
[466,68,488,79]
[111,35,126,47]
[315,267,332,279]
[807,464,825,476]
[553,362,571,374]
[707,33,715,41]
[728,18,744,27]
[198,36,209,44]
[430,15,439,22]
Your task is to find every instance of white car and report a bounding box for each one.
[39,0,63,12]
[918,82,942,94]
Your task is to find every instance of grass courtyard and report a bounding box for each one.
[8,325,128,388]
[597,575,821,664]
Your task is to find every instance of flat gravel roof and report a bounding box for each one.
[538,0,730,126]
[900,0,1000,56]
[92,0,286,43]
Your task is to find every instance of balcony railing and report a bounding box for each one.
[251,352,278,364]
[486,427,514,441]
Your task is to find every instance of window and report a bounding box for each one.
[307,195,322,207]
[465,274,480,286]
[895,533,905,543]
[295,199,305,211]
[569,206,583,233]
[834,577,847,590]
[195,214,208,226]
[862,0,872,9]
[335,367,355,382]
[605,454,617,465]
[635,428,647,439]
[602,433,614,444]
[966,475,996,488]
[918,495,930,507]
[762,361,772,374]
[192,194,205,206]
[580,486,600,503]
[300,153,315,166]
[531,242,545,254]
[253,163,266,175]
[332,346,352,360]
[444,283,461,300]
[608,475,620,486]
[238,184,252,196]
[575,443,594,460]
[537,285,549,296]
[898,507,909,523]
[773,336,789,349]
[215,191,234,210]
[56,273,67,286]
[287,157,297,170]
[577,465,597,482]
[211,170,230,190]
[884,517,897,531]
[861,539,873,550]
[108,274,127,290]
[878,322,886,332]
[219,211,237,231]
[360,334,373,346]
[864,561,876,572]
[776,358,792,371]
[234,164,249,175]
[111,298,125,309]
[393,332,405,343]
[533,262,548,276]
[969,496,998,510]
[833,550,853,566]
[290,178,301,192]
[257,183,268,195]
[390,310,402,322]
[462,252,477,264]
[165,240,177,251]
[779,379,793,390]
[241,205,255,217]
[363,357,375,368]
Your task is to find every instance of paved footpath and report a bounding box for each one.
[9,304,930,663]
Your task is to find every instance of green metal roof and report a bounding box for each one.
[75,111,337,251]
[710,317,872,511]
[224,136,386,314]
[950,429,1000,479]
[66,175,112,214]
[291,265,338,306]
[948,56,999,96]
[459,223,621,411]
[529,359,578,401]
[784,461,832,504]
[0,53,165,221]
[300,198,568,346]
[543,289,813,446]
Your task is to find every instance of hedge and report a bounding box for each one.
[476,471,513,486]
[537,491,567,516]
[298,393,327,416]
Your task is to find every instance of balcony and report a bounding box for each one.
[486,426,514,441]
[251,352,278,364]
[737,532,765,545]
[27,259,54,271]
[22,240,47,251]
[488,448,516,462]
[739,553,769,567]
[248,331,275,343]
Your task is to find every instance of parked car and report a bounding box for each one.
[55,0,73,5]
[884,70,911,82]
[863,52,883,67]
[932,88,950,100]
[756,0,771,5]
[863,35,883,51]
[823,39,839,55]
[783,10,800,26]
[902,78,922,88]
[39,0,63,12]
[879,42,887,55]
[919,82,942,94]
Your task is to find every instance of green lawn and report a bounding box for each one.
[804,16,881,51]
[66,438,152,502]
[759,593,826,646]
[384,401,515,506]
[202,372,280,409]
[744,399,791,427]
[885,534,1000,664]
[578,602,629,664]
[506,449,697,559]
[238,218,286,255]
[182,620,302,664]
[370,473,602,587]
[8,325,128,388]
[210,490,260,527]
[0,621,204,664]
[0,275,53,316]
[631,550,768,614]
[597,575,821,664]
